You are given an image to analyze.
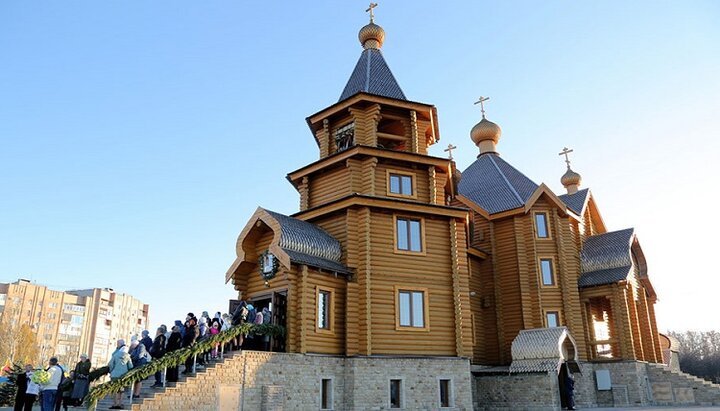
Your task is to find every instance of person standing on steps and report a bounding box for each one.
[165,325,182,383]
[129,340,151,400]
[150,326,167,388]
[108,339,133,410]
[182,313,199,374]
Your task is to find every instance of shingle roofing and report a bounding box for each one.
[457,154,539,214]
[509,327,578,373]
[263,209,351,274]
[558,188,590,215]
[339,48,406,102]
[578,228,635,288]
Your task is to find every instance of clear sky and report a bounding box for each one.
[1,1,718,333]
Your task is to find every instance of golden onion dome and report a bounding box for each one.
[359,22,385,49]
[561,167,582,188]
[470,118,502,146]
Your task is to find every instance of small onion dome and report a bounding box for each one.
[359,22,385,49]
[561,167,582,188]
[470,118,502,147]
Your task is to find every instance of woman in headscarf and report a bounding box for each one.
[70,354,91,405]
[165,325,182,383]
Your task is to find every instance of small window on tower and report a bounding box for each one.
[388,172,414,196]
[535,212,549,238]
[540,258,555,286]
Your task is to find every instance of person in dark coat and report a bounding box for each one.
[140,330,153,353]
[564,371,576,410]
[165,326,183,383]
[182,313,199,374]
[150,326,167,388]
[14,365,29,411]
[70,354,91,405]
[20,364,39,411]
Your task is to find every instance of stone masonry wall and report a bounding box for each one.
[136,351,472,411]
[472,373,559,411]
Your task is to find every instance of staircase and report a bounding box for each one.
[646,362,720,406]
[93,351,240,411]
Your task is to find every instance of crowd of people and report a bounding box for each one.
[11,303,272,410]
[13,354,91,411]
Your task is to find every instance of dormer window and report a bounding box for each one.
[334,123,354,153]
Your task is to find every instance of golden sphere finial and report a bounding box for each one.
[359,2,385,49]
[470,97,502,153]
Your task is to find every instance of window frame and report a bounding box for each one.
[386,169,417,199]
[395,286,430,331]
[388,378,404,409]
[534,212,551,239]
[393,215,426,255]
[315,286,334,334]
[544,309,562,328]
[438,377,454,408]
[539,257,557,287]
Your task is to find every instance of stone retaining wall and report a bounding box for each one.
[136,351,473,410]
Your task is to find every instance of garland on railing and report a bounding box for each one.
[83,323,284,409]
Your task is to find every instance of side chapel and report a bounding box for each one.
[225,5,662,394]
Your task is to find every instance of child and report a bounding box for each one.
[210,322,220,359]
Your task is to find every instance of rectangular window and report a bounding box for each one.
[317,289,331,330]
[439,379,452,408]
[398,289,425,328]
[546,311,560,328]
[389,173,413,196]
[396,217,422,252]
[321,378,333,410]
[389,379,403,409]
[540,258,555,286]
[535,212,549,238]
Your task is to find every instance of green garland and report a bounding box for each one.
[84,323,284,409]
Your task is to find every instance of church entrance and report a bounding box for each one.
[248,290,287,352]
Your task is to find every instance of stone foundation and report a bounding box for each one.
[473,360,720,410]
[136,351,472,410]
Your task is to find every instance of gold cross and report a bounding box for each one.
[366,3,378,22]
[558,147,574,168]
[444,143,457,160]
[474,96,490,119]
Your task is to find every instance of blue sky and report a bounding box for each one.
[1,1,719,332]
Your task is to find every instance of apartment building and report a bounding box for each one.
[0,279,149,367]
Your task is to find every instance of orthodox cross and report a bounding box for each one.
[474,96,490,119]
[559,147,574,168]
[444,143,457,160]
[366,3,378,22]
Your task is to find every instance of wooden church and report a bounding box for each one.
[223,7,670,409]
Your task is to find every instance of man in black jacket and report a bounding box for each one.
[182,313,199,374]
[150,326,167,388]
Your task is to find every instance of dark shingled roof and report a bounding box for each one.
[579,228,635,288]
[559,188,590,215]
[263,209,351,274]
[457,154,539,214]
[339,48,406,102]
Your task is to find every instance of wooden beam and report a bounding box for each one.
[294,194,469,221]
